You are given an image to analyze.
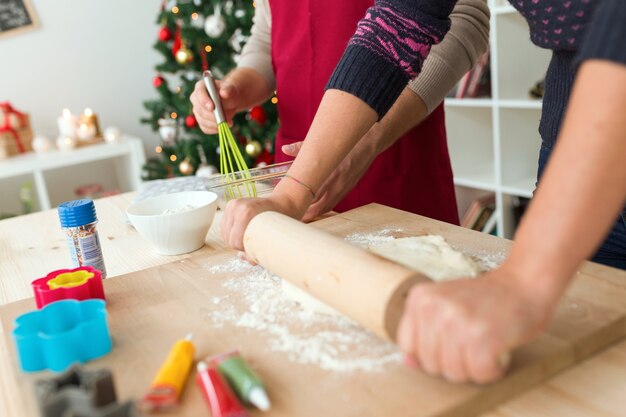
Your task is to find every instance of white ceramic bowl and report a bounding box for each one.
[126,191,218,255]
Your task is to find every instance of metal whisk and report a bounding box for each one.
[202,70,256,199]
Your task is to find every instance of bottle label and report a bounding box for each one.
[65,225,107,278]
[78,231,107,276]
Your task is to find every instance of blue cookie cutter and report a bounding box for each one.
[12,299,112,372]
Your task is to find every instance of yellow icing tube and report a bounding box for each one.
[140,334,195,412]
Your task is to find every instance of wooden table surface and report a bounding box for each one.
[1,193,625,417]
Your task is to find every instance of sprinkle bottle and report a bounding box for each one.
[57,199,107,278]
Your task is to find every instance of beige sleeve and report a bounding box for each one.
[408,0,490,113]
[237,0,276,90]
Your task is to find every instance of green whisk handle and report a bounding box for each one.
[202,70,226,125]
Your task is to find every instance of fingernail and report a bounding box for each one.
[282,144,294,153]
[498,352,511,369]
[221,86,232,97]
[404,356,419,369]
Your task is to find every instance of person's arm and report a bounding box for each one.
[282,0,490,220]
[190,0,273,134]
[236,0,275,91]
[221,0,458,249]
[408,0,489,113]
[397,0,626,384]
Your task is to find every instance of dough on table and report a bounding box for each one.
[369,235,479,282]
[279,234,479,317]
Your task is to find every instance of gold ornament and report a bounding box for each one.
[245,140,262,158]
[178,157,194,175]
[175,46,193,65]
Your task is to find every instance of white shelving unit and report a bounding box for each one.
[0,136,146,214]
[445,0,551,238]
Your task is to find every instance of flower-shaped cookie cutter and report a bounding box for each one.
[32,266,105,309]
[12,299,112,372]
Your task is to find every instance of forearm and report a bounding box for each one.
[357,89,429,158]
[272,90,377,212]
[409,0,490,113]
[505,60,626,306]
[275,87,427,214]
[224,67,273,111]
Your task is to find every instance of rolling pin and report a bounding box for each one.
[243,211,431,341]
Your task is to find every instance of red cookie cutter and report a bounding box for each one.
[32,266,105,309]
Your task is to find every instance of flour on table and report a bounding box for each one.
[280,279,342,316]
[204,259,401,373]
[201,230,496,373]
[369,235,480,281]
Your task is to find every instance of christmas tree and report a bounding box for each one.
[141,0,279,181]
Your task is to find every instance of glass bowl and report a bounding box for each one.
[204,161,292,203]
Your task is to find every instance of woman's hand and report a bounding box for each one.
[220,197,282,251]
[221,176,315,251]
[396,265,554,384]
[190,78,243,134]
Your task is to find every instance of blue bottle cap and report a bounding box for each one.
[58,199,97,228]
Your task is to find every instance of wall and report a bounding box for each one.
[0,0,161,149]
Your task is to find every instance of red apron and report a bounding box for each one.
[269,0,459,224]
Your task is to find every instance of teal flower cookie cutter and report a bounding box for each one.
[12,299,112,372]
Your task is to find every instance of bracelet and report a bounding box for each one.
[284,174,316,199]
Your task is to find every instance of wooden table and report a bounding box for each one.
[1,193,625,417]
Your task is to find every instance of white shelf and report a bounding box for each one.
[0,138,144,179]
[446,3,546,239]
[501,176,536,198]
[498,99,542,109]
[453,162,497,191]
[445,98,493,108]
[493,5,517,15]
[0,136,146,212]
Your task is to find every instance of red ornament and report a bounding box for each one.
[255,149,274,167]
[158,27,173,42]
[185,114,197,128]
[172,20,182,57]
[249,106,267,125]
[153,76,164,88]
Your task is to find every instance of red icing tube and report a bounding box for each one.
[196,361,249,417]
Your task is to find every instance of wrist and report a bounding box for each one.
[493,254,567,316]
[270,177,315,219]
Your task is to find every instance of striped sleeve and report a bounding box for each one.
[326,0,457,118]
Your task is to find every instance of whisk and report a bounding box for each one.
[202,70,256,199]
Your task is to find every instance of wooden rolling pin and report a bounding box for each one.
[243,211,430,341]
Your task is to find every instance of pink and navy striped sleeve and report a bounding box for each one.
[326,0,458,118]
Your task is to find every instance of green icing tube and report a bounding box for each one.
[217,353,271,411]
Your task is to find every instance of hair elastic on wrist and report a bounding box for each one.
[284,174,316,199]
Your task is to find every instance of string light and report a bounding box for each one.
[170,155,178,162]
[271,97,278,104]
[191,12,199,20]
[253,1,256,8]
[170,112,178,119]
[204,45,213,53]
[155,146,162,153]
[172,6,179,13]
[176,86,182,93]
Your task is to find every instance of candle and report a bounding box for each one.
[56,135,77,151]
[77,122,97,140]
[57,109,78,138]
[78,108,101,139]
